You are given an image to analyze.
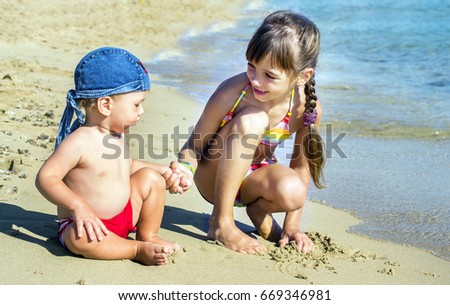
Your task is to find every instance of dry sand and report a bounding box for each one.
[0,1,448,285]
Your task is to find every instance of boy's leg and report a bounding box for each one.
[63,223,169,265]
[130,167,180,251]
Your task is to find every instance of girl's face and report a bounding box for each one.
[246,55,295,103]
[110,90,147,132]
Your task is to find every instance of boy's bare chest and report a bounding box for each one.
[75,139,131,179]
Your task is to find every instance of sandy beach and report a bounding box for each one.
[0,0,449,287]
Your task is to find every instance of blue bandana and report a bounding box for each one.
[55,47,150,149]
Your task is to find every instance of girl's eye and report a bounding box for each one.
[248,62,278,80]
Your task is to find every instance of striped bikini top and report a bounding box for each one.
[220,82,294,147]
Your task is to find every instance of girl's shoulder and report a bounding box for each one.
[215,73,248,94]
[207,73,248,107]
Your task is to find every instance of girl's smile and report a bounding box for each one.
[252,87,268,96]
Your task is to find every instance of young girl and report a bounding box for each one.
[36,47,182,265]
[174,10,325,254]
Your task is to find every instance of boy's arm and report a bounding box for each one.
[130,159,183,194]
[35,137,108,241]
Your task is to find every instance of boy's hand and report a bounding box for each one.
[73,204,109,242]
[162,161,194,194]
[179,174,193,192]
[162,167,183,194]
[171,161,194,192]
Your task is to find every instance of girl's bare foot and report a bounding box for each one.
[246,204,282,242]
[207,218,266,255]
[134,242,170,266]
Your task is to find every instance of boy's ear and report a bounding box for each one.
[96,96,113,116]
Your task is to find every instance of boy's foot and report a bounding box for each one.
[207,220,266,255]
[137,232,181,252]
[148,236,181,252]
[134,242,170,266]
[246,204,282,242]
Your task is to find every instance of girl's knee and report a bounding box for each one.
[274,174,307,211]
[231,109,269,134]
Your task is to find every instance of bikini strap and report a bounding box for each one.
[230,82,250,113]
[233,82,292,115]
[287,87,295,117]
[220,82,250,128]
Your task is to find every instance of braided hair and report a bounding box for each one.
[303,75,325,188]
[246,10,325,188]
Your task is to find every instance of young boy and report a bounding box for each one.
[36,47,180,265]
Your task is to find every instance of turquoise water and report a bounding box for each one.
[148,0,450,260]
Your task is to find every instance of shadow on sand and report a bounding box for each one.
[0,201,257,256]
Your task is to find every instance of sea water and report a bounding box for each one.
[148,0,450,260]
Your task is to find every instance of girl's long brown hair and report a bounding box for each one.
[246,10,325,188]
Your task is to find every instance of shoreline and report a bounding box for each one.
[0,1,449,285]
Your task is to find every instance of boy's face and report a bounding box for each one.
[110,90,148,132]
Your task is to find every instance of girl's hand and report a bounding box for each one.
[278,228,314,254]
[72,204,109,242]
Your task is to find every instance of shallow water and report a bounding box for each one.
[147,0,450,260]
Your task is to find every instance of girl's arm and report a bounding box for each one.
[176,74,249,186]
[280,99,323,253]
[279,127,312,251]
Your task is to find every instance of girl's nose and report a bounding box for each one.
[249,73,262,88]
